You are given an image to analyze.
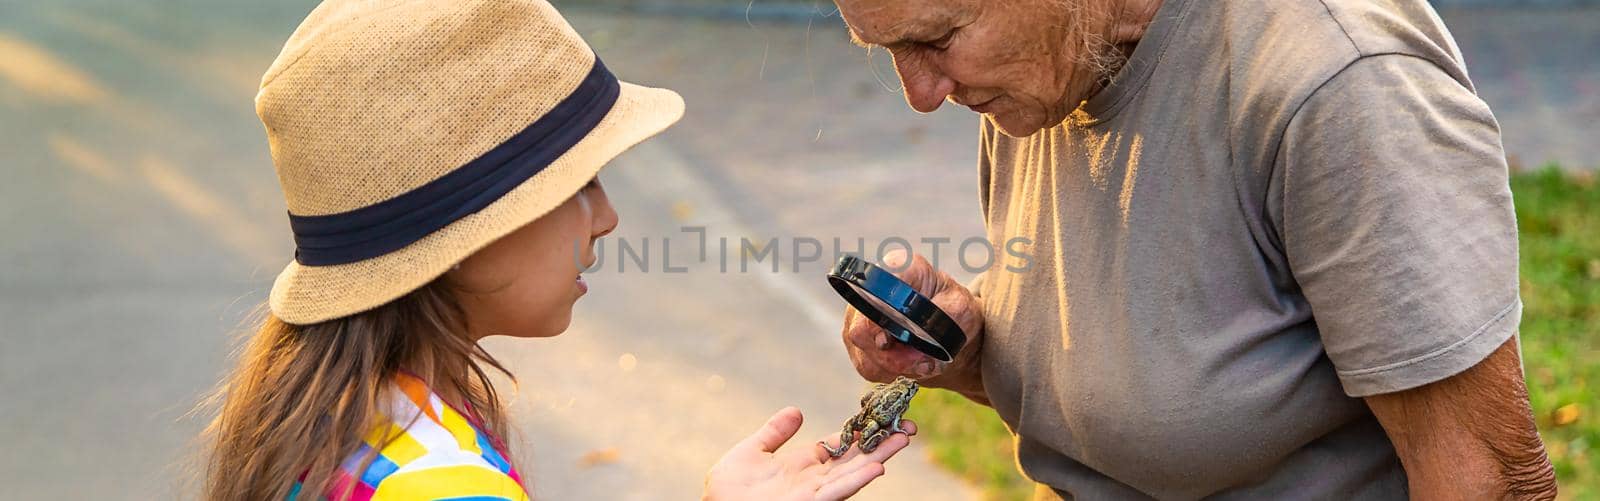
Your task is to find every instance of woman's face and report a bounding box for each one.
[836,0,1120,137]
[449,178,618,339]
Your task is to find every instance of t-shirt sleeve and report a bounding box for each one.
[1277,54,1521,398]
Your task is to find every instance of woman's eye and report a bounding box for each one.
[924,30,956,50]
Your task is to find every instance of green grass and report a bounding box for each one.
[906,165,1600,500]
[1514,166,1600,499]
[904,389,1036,501]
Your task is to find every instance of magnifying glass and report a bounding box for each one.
[826,254,967,362]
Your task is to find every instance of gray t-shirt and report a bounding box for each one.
[972,0,1521,498]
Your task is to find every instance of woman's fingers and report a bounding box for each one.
[845,322,950,381]
[845,327,936,381]
[815,461,886,501]
[738,407,805,454]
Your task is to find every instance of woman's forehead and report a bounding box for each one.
[839,0,964,48]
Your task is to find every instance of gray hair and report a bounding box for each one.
[1052,0,1131,85]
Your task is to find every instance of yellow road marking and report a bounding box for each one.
[0,32,110,105]
[48,134,121,183]
[45,10,263,100]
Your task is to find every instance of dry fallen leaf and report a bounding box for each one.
[1572,170,1596,188]
[1553,404,1580,427]
[578,447,620,468]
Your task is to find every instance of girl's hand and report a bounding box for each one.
[703,407,917,501]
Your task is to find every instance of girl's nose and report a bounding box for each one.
[589,184,619,239]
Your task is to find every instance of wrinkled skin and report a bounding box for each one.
[835,0,1162,137]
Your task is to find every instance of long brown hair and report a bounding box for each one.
[200,279,514,501]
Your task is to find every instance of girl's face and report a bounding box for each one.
[450,178,618,339]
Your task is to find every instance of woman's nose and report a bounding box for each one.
[892,53,957,113]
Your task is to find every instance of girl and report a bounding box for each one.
[201,0,913,499]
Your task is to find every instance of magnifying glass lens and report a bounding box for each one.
[827,255,966,362]
[845,280,940,346]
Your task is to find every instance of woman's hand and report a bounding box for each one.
[703,407,916,501]
[842,250,987,402]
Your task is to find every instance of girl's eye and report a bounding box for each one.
[924,30,956,50]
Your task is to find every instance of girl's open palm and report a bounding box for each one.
[703,407,916,501]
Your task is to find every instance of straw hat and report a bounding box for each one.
[258,0,684,325]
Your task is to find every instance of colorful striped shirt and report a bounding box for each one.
[290,373,528,501]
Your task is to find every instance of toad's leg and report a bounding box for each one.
[890,415,908,434]
[860,422,891,453]
[819,420,856,458]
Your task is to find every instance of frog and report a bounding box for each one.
[820,376,919,458]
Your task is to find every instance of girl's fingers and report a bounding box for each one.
[814,462,885,501]
[811,421,915,465]
[821,446,877,478]
[847,433,911,467]
[738,407,805,454]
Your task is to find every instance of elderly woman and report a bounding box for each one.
[834,0,1558,498]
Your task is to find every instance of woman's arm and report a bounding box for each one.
[1364,336,1557,499]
